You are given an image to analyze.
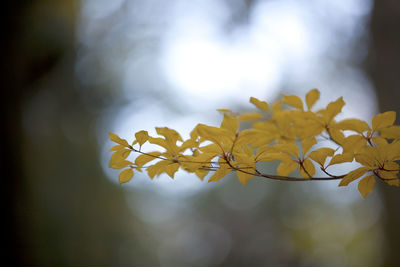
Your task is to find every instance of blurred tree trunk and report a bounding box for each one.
[2,1,29,265]
[2,1,147,266]
[368,0,400,266]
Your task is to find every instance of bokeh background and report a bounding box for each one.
[3,0,400,266]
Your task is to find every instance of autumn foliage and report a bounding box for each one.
[109,89,400,198]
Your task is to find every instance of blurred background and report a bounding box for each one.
[2,0,400,266]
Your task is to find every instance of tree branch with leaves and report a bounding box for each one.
[108,89,400,198]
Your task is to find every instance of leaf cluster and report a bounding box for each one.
[109,89,400,198]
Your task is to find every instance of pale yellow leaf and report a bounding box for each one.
[197,124,233,144]
[386,141,400,161]
[339,166,370,186]
[119,168,134,184]
[334,119,370,134]
[109,149,132,169]
[372,111,396,132]
[109,132,129,146]
[179,139,198,152]
[135,152,162,168]
[301,137,317,156]
[272,101,282,113]
[282,95,304,110]
[257,152,293,162]
[109,159,133,169]
[237,112,263,121]
[217,109,232,113]
[299,158,315,178]
[273,143,299,157]
[328,153,354,166]
[220,114,239,134]
[342,135,367,154]
[135,130,149,146]
[305,88,320,110]
[250,97,269,112]
[165,163,180,178]
[236,129,276,147]
[378,170,398,179]
[256,145,276,159]
[379,125,400,139]
[236,170,254,185]
[358,175,375,198]
[355,151,375,168]
[156,127,183,143]
[147,160,170,179]
[328,128,346,145]
[195,169,209,180]
[385,178,400,187]
[109,145,125,151]
[322,97,345,123]
[277,160,298,176]
[308,147,335,166]
[208,166,231,182]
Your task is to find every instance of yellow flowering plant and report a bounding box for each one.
[108,89,400,198]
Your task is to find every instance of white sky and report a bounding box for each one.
[78,0,375,199]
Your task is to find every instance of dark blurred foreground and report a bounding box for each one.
[2,0,400,266]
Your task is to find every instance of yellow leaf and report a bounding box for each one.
[179,139,198,152]
[378,170,398,179]
[257,152,293,162]
[334,119,370,134]
[322,97,345,123]
[217,109,232,113]
[282,94,304,110]
[308,147,335,166]
[109,149,132,169]
[148,137,168,149]
[342,135,366,154]
[195,169,209,180]
[328,128,345,145]
[295,119,324,139]
[109,132,129,147]
[358,175,375,198]
[135,152,162,168]
[156,127,183,143]
[385,178,400,187]
[372,111,396,132]
[339,166,370,186]
[277,160,298,176]
[110,145,125,151]
[237,112,263,121]
[301,137,317,156]
[208,165,231,182]
[305,89,320,110]
[299,159,315,178]
[220,114,239,134]
[197,124,234,146]
[165,163,180,178]
[386,141,400,161]
[274,143,299,158]
[250,97,269,112]
[236,170,254,185]
[256,145,276,159]
[272,101,282,113]
[383,161,399,171]
[355,151,375,168]
[110,159,133,169]
[379,125,400,139]
[119,168,134,184]
[147,160,170,179]
[328,153,354,166]
[236,129,276,147]
[135,130,149,146]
